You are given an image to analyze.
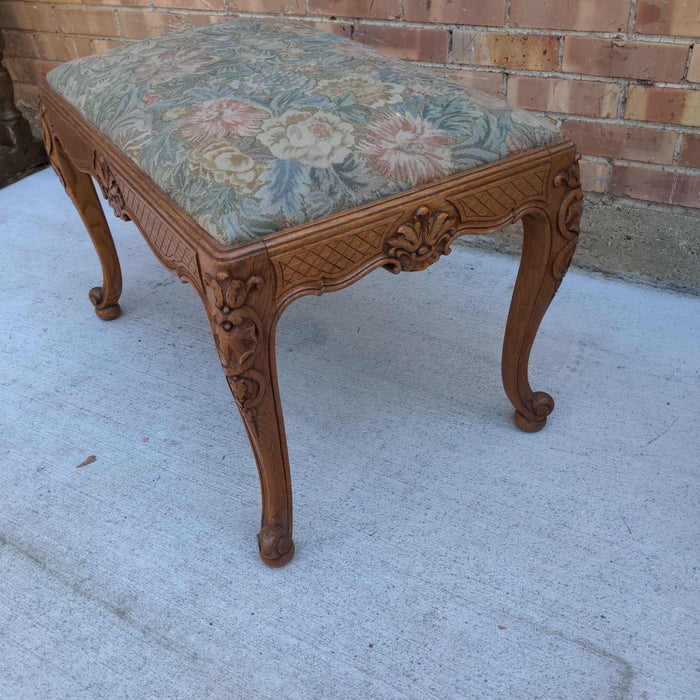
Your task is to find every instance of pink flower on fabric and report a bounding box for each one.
[142,92,160,108]
[180,99,267,142]
[360,112,453,186]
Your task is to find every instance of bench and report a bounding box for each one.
[39,18,582,566]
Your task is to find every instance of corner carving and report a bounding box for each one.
[93,153,131,222]
[39,101,67,191]
[206,271,267,432]
[552,160,583,280]
[386,206,457,272]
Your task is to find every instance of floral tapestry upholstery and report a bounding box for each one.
[47,19,562,246]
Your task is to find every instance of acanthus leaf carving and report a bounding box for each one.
[93,153,131,222]
[39,101,68,191]
[386,206,457,272]
[206,271,267,434]
[552,160,583,280]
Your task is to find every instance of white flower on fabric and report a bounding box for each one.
[359,112,453,186]
[258,110,355,168]
[189,142,265,193]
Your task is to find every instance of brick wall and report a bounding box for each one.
[1,0,699,208]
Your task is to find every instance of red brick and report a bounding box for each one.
[82,0,150,5]
[1,29,38,58]
[188,14,231,26]
[0,3,57,32]
[678,133,700,168]
[54,8,119,37]
[444,70,503,97]
[561,120,677,163]
[227,0,305,11]
[403,0,506,27]
[688,46,700,82]
[354,24,448,63]
[453,31,558,71]
[154,0,225,9]
[609,164,675,204]
[673,173,700,207]
[635,0,700,38]
[626,85,700,127]
[507,76,619,118]
[511,0,629,32]
[579,159,609,193]
[610,165,700,207]
[562,37,688,82]
[92,39,128,53]
[33,33,94,61]
[118,11,188,39]
[310,0,400,20]
[304,20,353,39]
[4,57,58,85]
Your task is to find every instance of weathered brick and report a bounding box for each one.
[688,46,700,82]
[33,33,94,61]
[636,0,700,38]
[304,20,353,38]
[403,0,506,27]
[673,173,700,207]
[355,24,448,63]
[54,8,119,37]
[626,85,700,127]
[507,76,619,118]
[511,0,629,32]
[610,165,700,207]
[562,37,688,82]
[82,0,150,6]
[609,164,674,204]
[310,0,399,20]
[1,29,38,58]
[453,32,558,71]
[444,70,503,97]
[0,3,57,32]
[4,57,58,86]
[118,11,188,39]
[562,120,677,163]
[92,39,128,54]
[188,14,231,26]
[227,0,305,11]
[579,159,609,193]
[678,133,700,168]
[154,0,226,10]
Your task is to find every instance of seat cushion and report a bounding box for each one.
[47,18,562,246]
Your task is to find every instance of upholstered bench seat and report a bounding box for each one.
[40,19,582,566]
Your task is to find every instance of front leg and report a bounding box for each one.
[202,255,294,566]
[502,158,583,432]
[40,104,122,320]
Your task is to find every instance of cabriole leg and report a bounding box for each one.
[502,159,583,432]
[203,259,294,567]
[40,105,122,320]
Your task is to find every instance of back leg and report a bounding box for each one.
[40,106,122,320]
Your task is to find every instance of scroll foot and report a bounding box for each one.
[513,392,554,433]
[258,525,295,567]
[89,286,121,320]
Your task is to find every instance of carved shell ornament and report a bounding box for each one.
[386,206,458,272]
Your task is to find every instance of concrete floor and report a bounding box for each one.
[1,169,699,699]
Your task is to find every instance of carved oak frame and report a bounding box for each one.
[39,80,582,567]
